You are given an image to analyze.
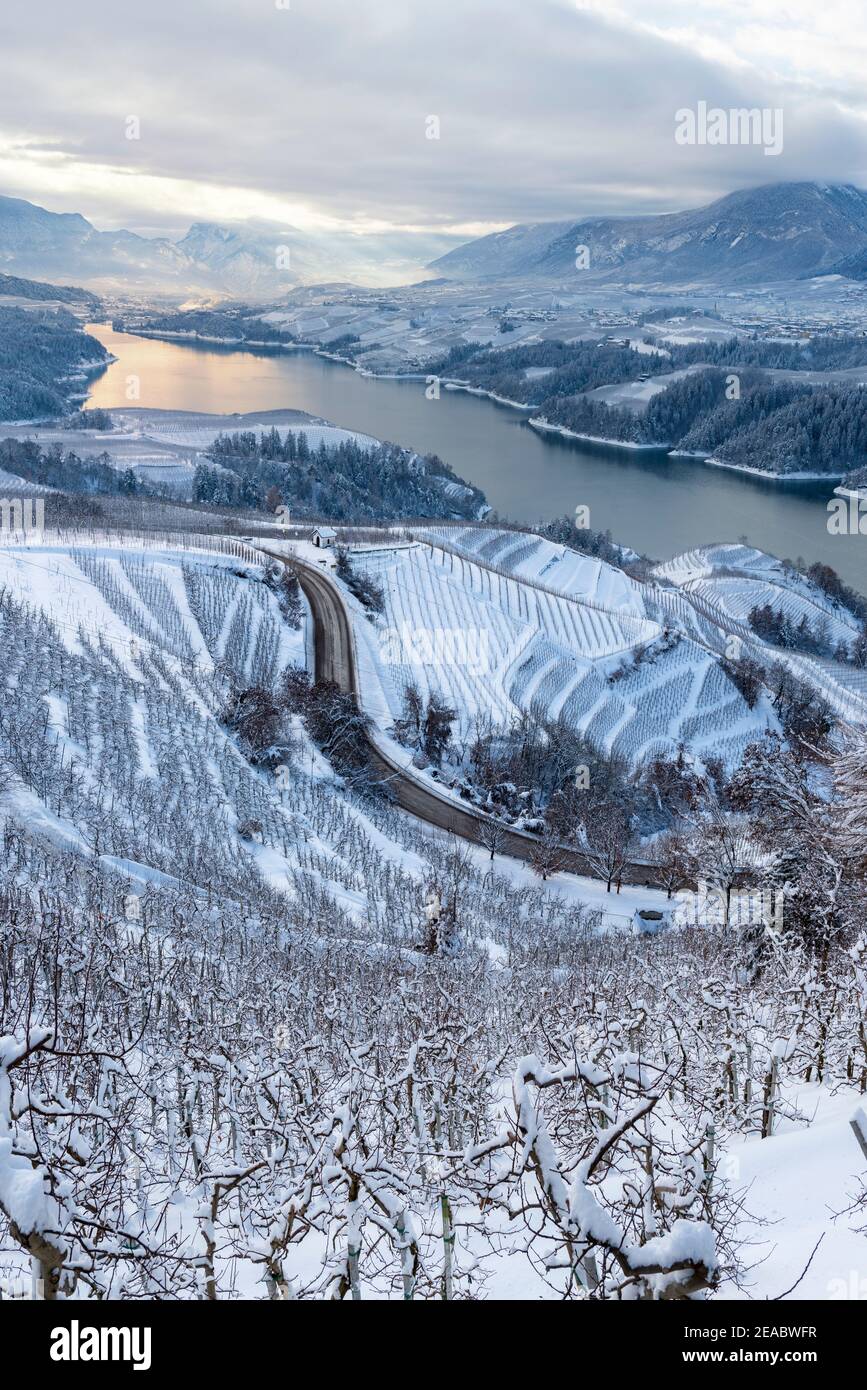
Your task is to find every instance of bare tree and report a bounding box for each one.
[581,802,633,892]
[530,826,568,881]
[477,814,509,861]
[648,826,697,897]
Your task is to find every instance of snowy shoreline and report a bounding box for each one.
[703,456,845,482]
[87,327,850,489]
[528,417,670,451]
[441,380,536,410]
[112,327,542,406]
[121,327,299,351]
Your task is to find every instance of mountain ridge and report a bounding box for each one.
[429,182,867,286]
[7,183,867,297]
[0,196,455,297]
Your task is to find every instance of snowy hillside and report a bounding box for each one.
[0,527,865,1304]
[431,182,867,286]
[422,523,644,609]
[351,531,778,769]
[0,538,303,889]
[655,543,867,722]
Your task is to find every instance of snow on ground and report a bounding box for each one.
[92,408,380,457]
[0,546,146,662]
[720,1085,867,1301]
[0,411,381,496]
[655,542,867,724]
[345,533,773,769]
[420,524,644,611]
[1,533,662,926]
[131,419,379,452]
[587,364,704,413]
[0,782,92,856]
[1,529,864,1304]
[0,466,56,494]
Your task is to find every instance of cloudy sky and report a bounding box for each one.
[1,0,867,243]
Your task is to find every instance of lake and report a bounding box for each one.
[85,324,866,592]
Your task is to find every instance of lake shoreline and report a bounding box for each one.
[79,324,866,592]
[106,331,850,486]
[529,416,670,452]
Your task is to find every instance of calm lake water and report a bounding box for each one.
[86,324,866,592]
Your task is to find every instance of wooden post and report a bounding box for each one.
[850,1109,867,1164]
[703,1122,716,1194]
[761,1055,778,1138]
[395,1208,415,1301]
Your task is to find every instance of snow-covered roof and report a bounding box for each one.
[314,525,337,538]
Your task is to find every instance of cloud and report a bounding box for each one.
[1,0,867,238]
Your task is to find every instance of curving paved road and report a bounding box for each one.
[260,545,663,888]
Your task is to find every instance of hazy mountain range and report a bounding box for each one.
[6,183,867,298]
[429,183,867,287]
[0,195,456,297]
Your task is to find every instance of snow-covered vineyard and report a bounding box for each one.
[0,526,864,1302]
[350,528,867,775]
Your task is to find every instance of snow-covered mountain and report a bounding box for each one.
[430,182,867,286]
[172,220,380,296]
[10,182,867,297]
[0,196,458,296]
[0,195,199,292]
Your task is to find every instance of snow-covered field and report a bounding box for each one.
[656,543,860,647]
[718,1085,867,1302]
[421,524,644,607]
[109,408,379,454]
[0,532,664,922]
[0,540,302,677]
[0,408,380,497]
[655,543,867,723]
[586,363,705,413]
[349,530,779,769]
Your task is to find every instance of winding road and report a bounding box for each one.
[259,544,664,890]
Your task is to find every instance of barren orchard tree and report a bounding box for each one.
[833,727,867,880]
[731,735,856,949]
[461,1053,725,1299]
[530,826,568,881]
[581,801,633,892]
[692,802,745,915]
[648,827,697,897]
[477,815,509,861]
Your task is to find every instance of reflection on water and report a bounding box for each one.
[85,324,865,592]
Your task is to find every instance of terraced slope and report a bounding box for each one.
[353,536,776,767]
